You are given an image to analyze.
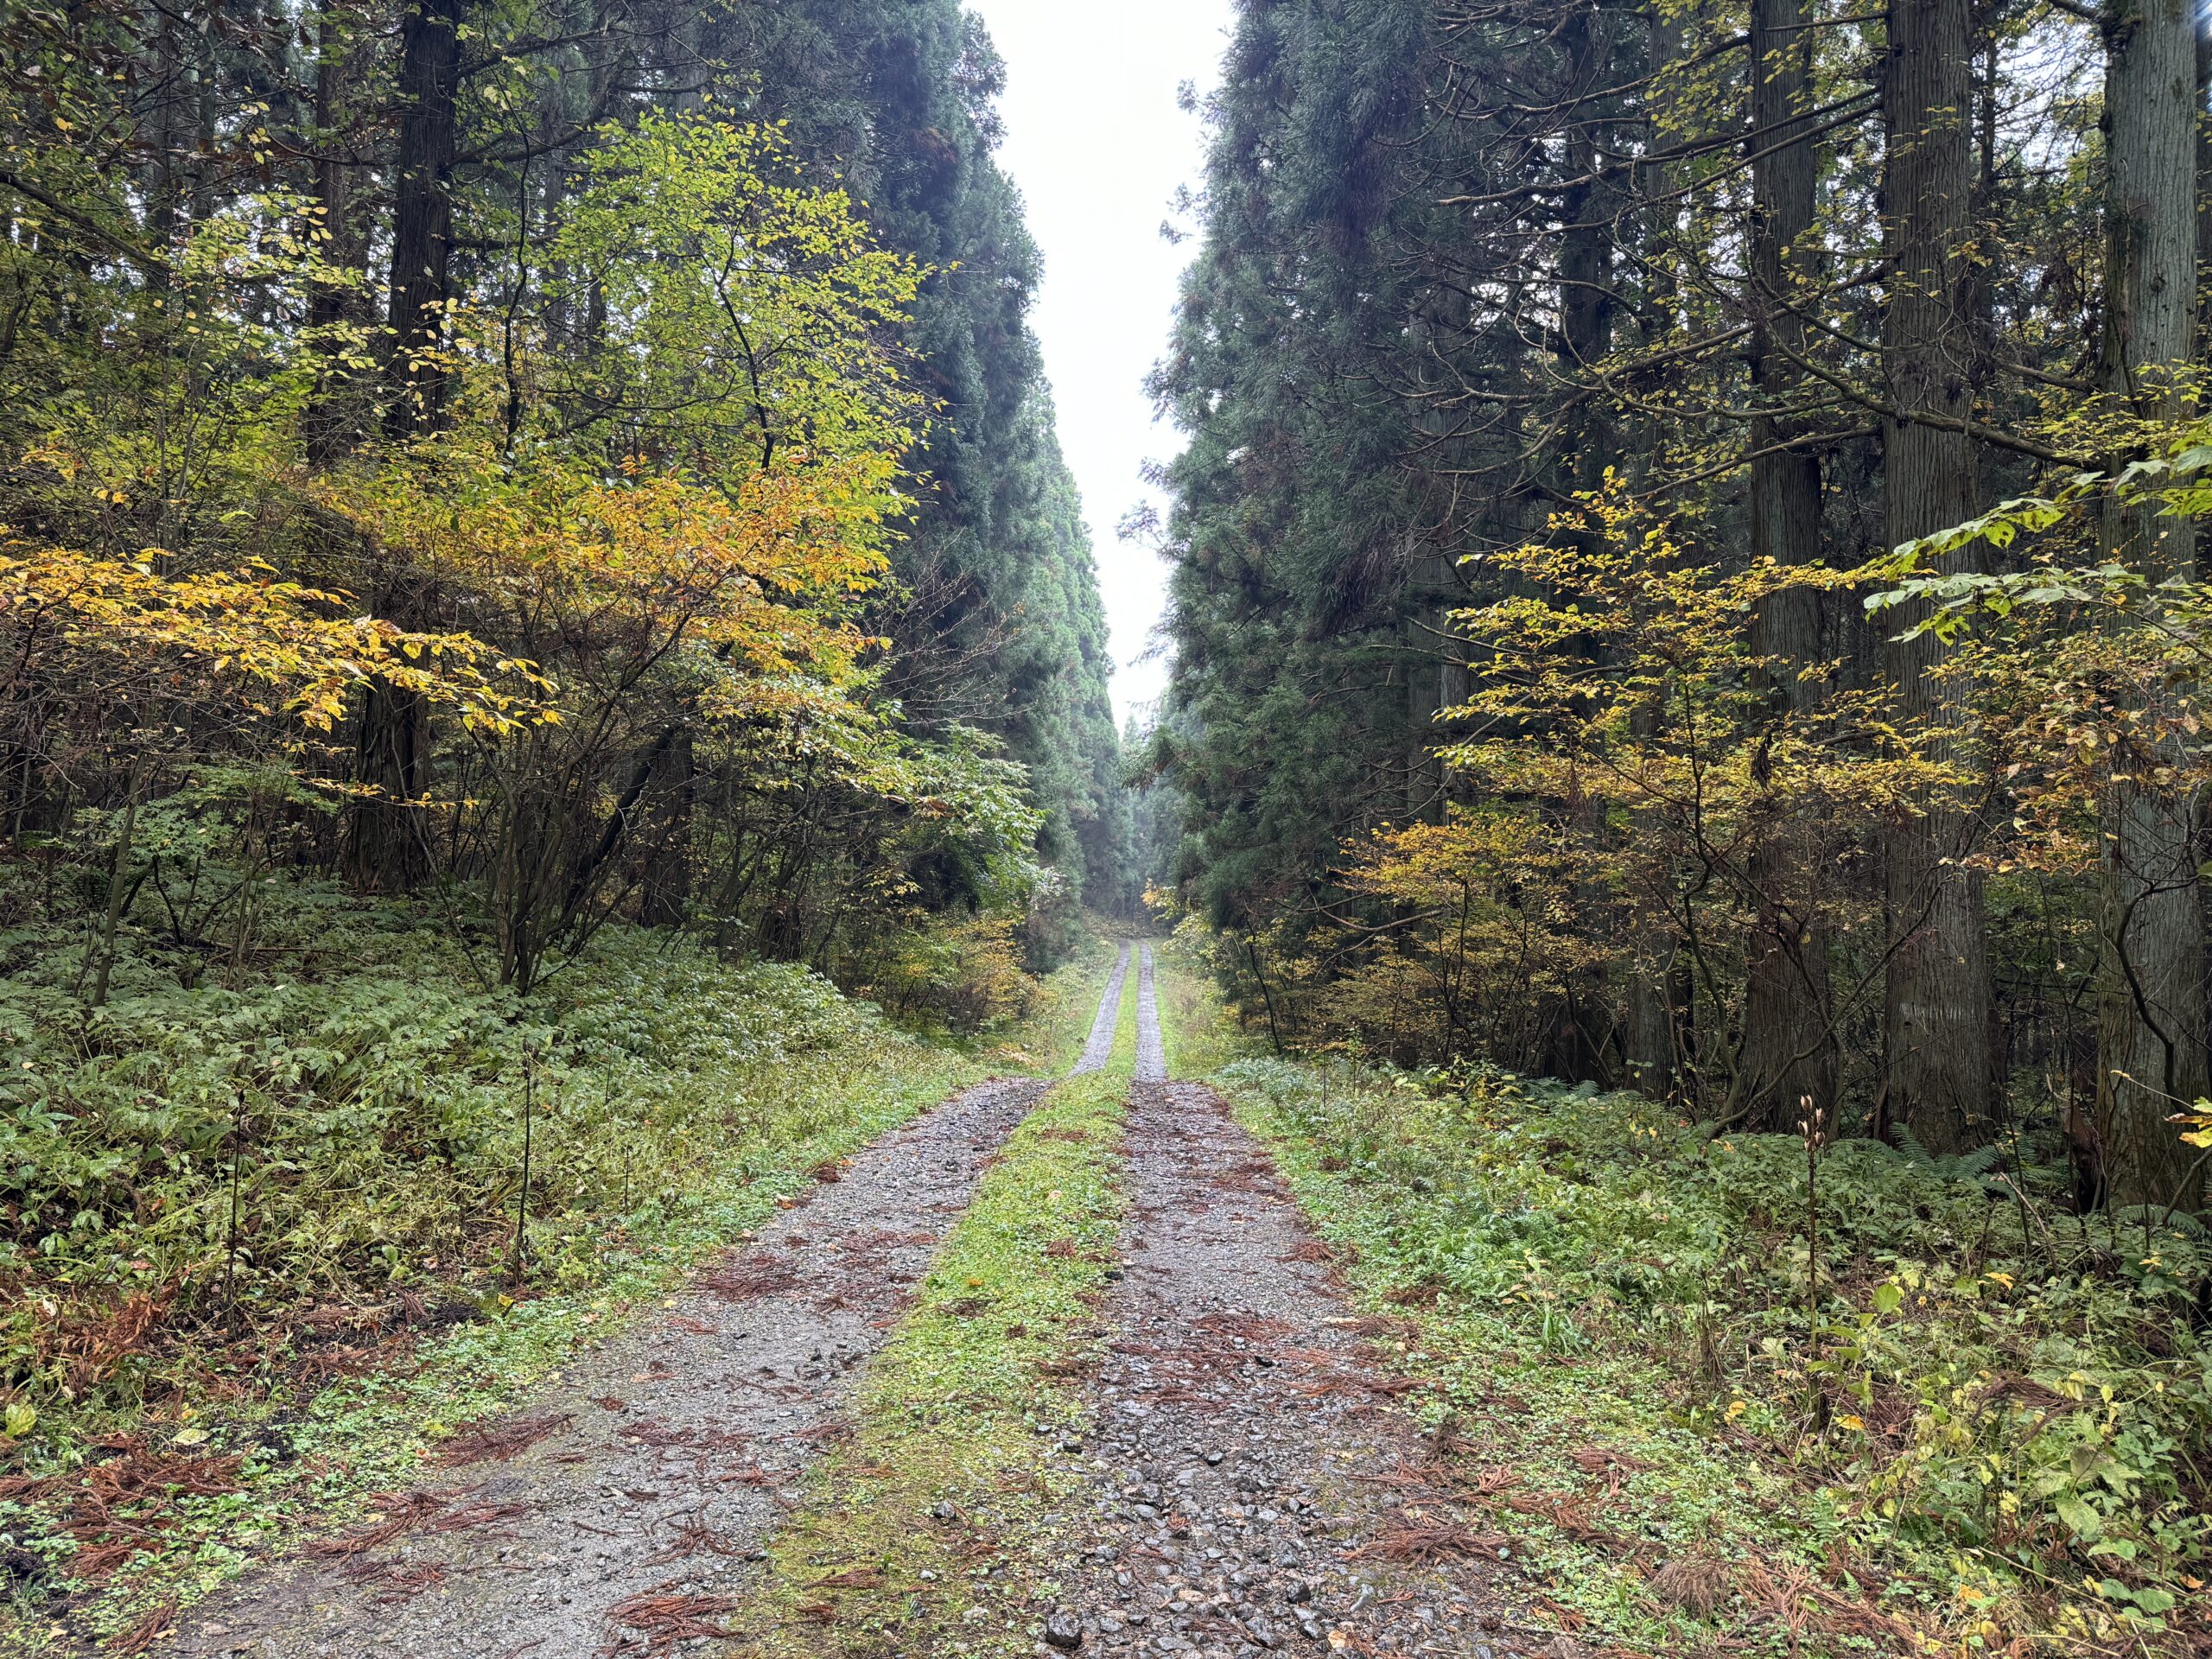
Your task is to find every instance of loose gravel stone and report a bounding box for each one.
[1073,942,1134,1073]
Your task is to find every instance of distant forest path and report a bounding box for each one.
[165,943,1535,1659]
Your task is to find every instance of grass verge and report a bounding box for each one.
[729,966,1136,1656]
[1215,1057,2211,1659]
[3,1039,982,1654]
[1011,930,1122,1076]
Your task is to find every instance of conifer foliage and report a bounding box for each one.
[1154,0,2212,1213]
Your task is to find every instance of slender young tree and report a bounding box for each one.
[2094,0,2207,1211]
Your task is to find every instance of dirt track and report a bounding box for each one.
[173,1077,1046,1659]
[1033,959,1531,1659]
[173,947,1540,1659]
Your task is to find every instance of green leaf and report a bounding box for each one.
[2056,1495,2102,1539]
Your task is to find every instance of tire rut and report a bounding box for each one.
[1074,943,1135,1074]
[1040,969,1529,1659]
[172,1076,1049,1659]
[1135,944,1165,1084]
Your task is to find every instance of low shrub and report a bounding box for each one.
[0,864,934,1438]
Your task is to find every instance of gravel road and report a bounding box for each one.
[1134,945,1165,1084]
[171,1076,1047,1659]
[163,945,1539,1659]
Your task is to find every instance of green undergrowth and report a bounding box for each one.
[734,968,1135,1656]
[1009,930,1122,1076]
[0,878,1120,1650]
[1154,938,1250,1079]
[1216,1058,2212,1658]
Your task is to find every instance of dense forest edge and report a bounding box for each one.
[0,0,1155,1642]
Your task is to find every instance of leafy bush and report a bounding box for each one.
[851,913,1037,1034]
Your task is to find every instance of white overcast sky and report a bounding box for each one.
[963,0,1235,728]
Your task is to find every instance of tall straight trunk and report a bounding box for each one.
[304,10,369,463]
[347,683,431,891]
[640,732,698,929]
[2095,0,2206,1211]
[1739,0,1839,1129]
[1880,0,1991,1154]
[1550,1,1623,1089]
[385,0,466,435]
[1619,2,1690,1103]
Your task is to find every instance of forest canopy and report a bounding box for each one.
[0,0,1137,1002]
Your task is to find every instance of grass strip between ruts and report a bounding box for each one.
[731,963,1138,1656]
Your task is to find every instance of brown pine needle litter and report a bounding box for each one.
[104,1599,177,1655]
[1644,1553,1729,1619]
[304,1488,531,1559]
[697,1258,800,1301]
[808,1563,887,1589]
[429,1410,573,1467]
[1351,1509,1513,1564]
[600,1591,741,1655]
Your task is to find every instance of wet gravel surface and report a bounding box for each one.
[171,1076,1047,1659]
[1134,945,1165,1083]
[1037,991,1533,1659]
[1075,944,1134,1073]
[160,946,1542,1659]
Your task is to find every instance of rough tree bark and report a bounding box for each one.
[303,12,370,464]
[1738,0,1840,1129]
[1549,0,1624,1090]
[1880,0,1992,1154]
[385,0,466,433]
[1619,1,1691,1103]
[2094,0,2207,1211]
